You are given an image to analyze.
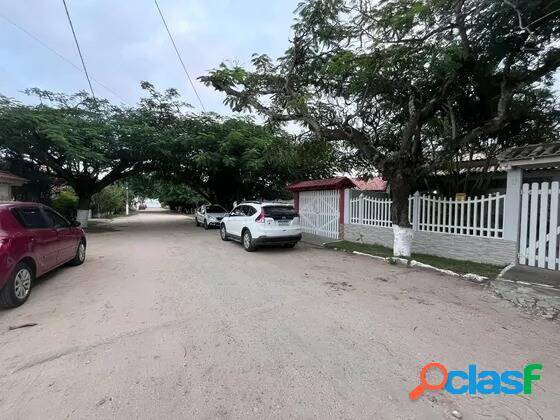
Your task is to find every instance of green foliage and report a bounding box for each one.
[51,187,78,220]
[91,185,128,216]
[202,0,560,225]
[156,115,349,206]
[0,83,188,209]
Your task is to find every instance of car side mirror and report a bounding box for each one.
[229,212,236,217]
[71,220,81,227]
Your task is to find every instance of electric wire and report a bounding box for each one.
[0,13,128,104]
[153,0,206,111]
[61,0,96,100]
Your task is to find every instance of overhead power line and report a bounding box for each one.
[61,0,96,100]
[0,13,128,104]
[153,0,206,111]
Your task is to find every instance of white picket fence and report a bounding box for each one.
[349,192,505,239]
[349,195,392,227]
[519,182,560,270]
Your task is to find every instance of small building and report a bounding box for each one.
[0,171,27,200]
[288,176,386,240]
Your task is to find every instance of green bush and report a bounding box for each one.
[51,187,78,220]
[91,185,128,216]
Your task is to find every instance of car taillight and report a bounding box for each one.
[255,209,266,223]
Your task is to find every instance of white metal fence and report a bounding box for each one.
[519,182,560,270]
[349,192,506,239]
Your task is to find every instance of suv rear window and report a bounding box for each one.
[11,207,49,229]
[263,205,298,220]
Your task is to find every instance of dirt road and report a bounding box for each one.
[0,210,558,419]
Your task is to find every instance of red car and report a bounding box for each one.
[0,202,86,308]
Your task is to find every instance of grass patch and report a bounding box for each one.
[324,240,503,278]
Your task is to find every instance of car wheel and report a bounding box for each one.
[242,229,257,252]
[283,242,297,248]
[195,218,200,227]
[0,261,34,308]
[220,224,230,241]
[68,240,86,266]
[203,219,209,230]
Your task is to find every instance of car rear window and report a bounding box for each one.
[263,205,298,220]
[11,207,49,229]
[207,205,226,213]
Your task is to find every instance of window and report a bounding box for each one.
[263,205,298,220]
[244,206,257,216]
[11,207,49,229]
[44,209,69,228]
[232,206,245,216]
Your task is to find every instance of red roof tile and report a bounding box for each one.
[352,177,387,192]
[288,176,357,192]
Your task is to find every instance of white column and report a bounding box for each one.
[504,167,523,241]
[343,189,351,224]
[358,193,364,224]
[76,209,89,228]
[412,191,420,231]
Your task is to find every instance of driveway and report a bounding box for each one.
[0,210,558,419]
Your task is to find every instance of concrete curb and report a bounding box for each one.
[329,247,488,284]
[495,264,560,291]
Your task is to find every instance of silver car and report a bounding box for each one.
[195,204,228,229]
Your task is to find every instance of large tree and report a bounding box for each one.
[150,114,350,207]
[0,85,180,226]
[201,0,560,256]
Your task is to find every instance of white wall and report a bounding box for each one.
[0,184,12,200]
[343,224,517,266]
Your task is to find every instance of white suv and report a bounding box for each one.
[219,202,302,251]
[195,204,228,229]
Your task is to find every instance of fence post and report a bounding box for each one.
[504,167,523,242]
[412,191,420,231]
[358,193,364,224]
[343,188,351,224]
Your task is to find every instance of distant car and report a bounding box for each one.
[138,203,147,210]
[195,204,228,229]
[219,202,302,251]
[0,202,86,308]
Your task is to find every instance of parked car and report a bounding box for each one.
[195,204,228,229]
[0,202,86,308]
[219,202,302,251]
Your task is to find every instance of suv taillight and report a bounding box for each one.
[255,209,266,223]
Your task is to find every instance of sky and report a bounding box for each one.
[0,0,301,113]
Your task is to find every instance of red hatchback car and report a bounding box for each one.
[0,202,86,308]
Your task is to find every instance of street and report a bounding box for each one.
[0,210,559,419]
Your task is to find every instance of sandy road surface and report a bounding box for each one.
[0,210,558,419]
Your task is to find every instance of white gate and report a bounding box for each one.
[519,182,560,270]
[299,190,340,239]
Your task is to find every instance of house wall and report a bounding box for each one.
[343,224,516,266]
[0,184,11,200]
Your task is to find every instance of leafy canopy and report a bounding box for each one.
[201,0,560,224]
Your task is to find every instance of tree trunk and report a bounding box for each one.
[390,171,413,258]
[76,195,91,228]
